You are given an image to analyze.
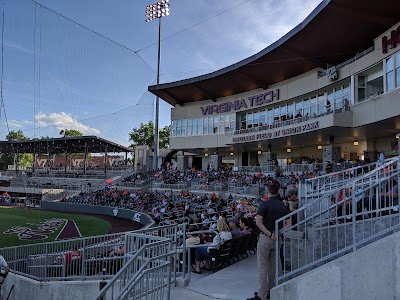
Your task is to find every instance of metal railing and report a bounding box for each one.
[275,156,400,285]
[94,233,174,300]
[300,157,397,206]
[1,232,129,281]
[150,182,190,191]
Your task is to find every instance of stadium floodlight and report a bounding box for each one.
[145,1,171,170]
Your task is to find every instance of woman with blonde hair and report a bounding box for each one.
[193,219,232,274]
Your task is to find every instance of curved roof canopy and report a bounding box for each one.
[149,0,400,106]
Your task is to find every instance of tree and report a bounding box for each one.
[59,129,83,137]
[0,130,32,170]
[159,125,171,149]
[6,130,28,141]
[129,120,170,149]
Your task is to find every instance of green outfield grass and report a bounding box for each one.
[0,206,112,248]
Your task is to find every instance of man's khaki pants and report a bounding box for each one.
[257,233,281,300]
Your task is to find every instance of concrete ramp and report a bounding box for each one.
[171,254,259,300]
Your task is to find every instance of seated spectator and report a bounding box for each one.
[200,225,213,244]
[109,235,125,256]
[194,219,232,274]
[228,217,241,239]
[186,226,200,246]
[239,217,252,236]
[64,247,81,264]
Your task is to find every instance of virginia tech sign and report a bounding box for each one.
[232,121,319,143]
[382,25,400,53]
[201,89,279,115]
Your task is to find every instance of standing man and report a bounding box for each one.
[0,254,9,291]
[247,181,290,300]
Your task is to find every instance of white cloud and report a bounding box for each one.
[5,120,33,129]
[35,112,101,135]
[4,40,34,55]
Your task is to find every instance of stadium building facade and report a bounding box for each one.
[149,0,400,171]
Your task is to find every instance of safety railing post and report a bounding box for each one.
[275,220,279,287]
[352,181,357,252]
[81,238,86,278]
[181,224,187,281]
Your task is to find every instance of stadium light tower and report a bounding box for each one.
[145,0,170,170]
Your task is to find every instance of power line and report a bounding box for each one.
[135,0,254,53]
[31,0,155,73]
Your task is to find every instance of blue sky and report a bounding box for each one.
[1,0,321,146]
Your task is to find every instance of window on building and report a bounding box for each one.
[303,99,310,117]
[187,119,192,136]
[386,55,395,91]
[171,120,176,136]
[295,100,302,118]
[259,110,266,125]
[253,112,259,126]
[213,116,219,134]
[176,120,181,136]
[197,118,203,135]
[192,118,198,135]
[310,96,317,117]
[267,109,273,125]
[317,94,325,114]
[208,117,213,134]
[334,88,342,109]
[287,104,294,120]
[203,117,208,135]
[230,114,236,130]
[181,119,187,136]
[247,113,253,128]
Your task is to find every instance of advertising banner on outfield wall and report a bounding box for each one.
[41,201,152,226]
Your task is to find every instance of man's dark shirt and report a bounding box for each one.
[257,196,289,232]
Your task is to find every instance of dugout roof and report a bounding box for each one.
[149,0,400,106]
[0,136,132,154]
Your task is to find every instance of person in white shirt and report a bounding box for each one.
[193,219,232,274]
[0,255,9,288]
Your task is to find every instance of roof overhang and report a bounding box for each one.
[149,0,400,106]
[0,136,133,154]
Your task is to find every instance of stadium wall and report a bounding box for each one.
[41,201,154,227]
[271,230,400,300]
[0,275,103,300]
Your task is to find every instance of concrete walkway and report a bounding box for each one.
[170,254,259,300]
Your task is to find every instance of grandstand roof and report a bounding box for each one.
[148,0,400,106]
[0,136,132,154]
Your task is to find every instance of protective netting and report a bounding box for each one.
[0,0,165,146]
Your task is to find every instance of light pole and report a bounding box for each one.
[145,0,170,170]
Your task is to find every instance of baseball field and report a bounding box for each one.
[0,206,112,248]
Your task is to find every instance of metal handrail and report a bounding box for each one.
[275,156,400,285]
[94,236,173,300]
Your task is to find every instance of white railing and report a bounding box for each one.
[275,156,400,285]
